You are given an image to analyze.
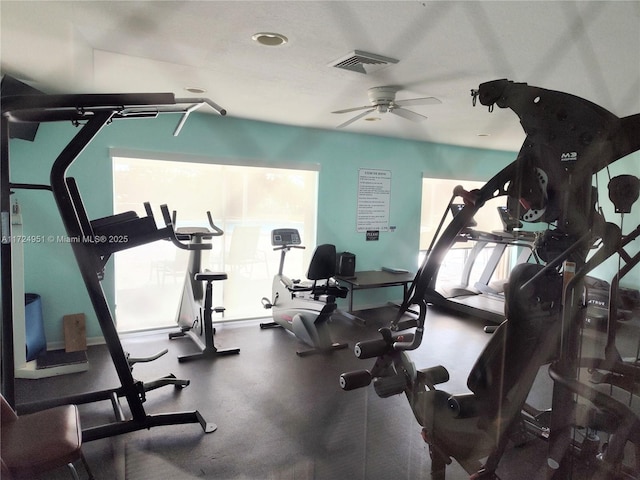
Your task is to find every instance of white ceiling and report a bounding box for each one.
[1,1,639,152]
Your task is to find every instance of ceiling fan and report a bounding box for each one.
[332,86,441,128]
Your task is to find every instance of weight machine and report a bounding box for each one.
[1,87,228,440]
[341,79,640,479]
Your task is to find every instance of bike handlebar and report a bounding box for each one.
[206,211,224,236]
[161,205,213,251]
[273,245,306,251]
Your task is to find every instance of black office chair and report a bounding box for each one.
[417,263,563,478]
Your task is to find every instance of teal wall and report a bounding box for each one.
[9,113,513,343]
[588,151,640,285]
[9,111,637,344]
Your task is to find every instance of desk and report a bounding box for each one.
[336,270,415,313]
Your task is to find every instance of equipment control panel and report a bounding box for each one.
[271,228,301,246]
[497,206,523,231]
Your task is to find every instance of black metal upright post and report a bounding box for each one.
[1,113,16,407]
[49,112,148,420]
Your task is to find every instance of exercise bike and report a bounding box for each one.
[260,228,349,356]
[168,211,240,362]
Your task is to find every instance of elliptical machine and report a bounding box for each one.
[260,228,348,356]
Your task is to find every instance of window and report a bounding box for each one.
[112,154,318,332]
[420,177,517,290]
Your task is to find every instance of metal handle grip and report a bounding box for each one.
[206,211,224,236]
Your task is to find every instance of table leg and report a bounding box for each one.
[349,287,354,313]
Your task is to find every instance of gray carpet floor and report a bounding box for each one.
[13,305,638,480]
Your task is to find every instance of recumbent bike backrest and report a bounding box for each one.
[305,244,348,300]
[307,244,338,281]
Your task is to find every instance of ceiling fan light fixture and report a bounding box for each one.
[252,32,288,46]
[333,86,440,129]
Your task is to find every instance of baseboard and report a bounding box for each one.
[15,360,89,379]
[45,335,105,351]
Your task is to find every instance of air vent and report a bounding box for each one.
[328,50,399,74]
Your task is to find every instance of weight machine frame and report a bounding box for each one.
[342,79,640,479]
[1,91,225,440]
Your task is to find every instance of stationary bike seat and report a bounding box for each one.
[195,271,228,282]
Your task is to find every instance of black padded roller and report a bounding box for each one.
[339,370,372,390]
[418,365,450,387]
[447,393,479,418]
[373,374,407,398]
[354,339,391,359]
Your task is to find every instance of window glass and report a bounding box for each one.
[420,177,518,290]
[113,156,318,332]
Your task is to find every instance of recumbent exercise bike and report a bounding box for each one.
[260,228,349,356]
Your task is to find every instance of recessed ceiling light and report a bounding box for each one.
[185,87,206,94]
[252,32,288,46]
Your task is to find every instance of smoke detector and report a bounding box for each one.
[328,50,399,74]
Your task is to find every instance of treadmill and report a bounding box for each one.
[433,205,537,322]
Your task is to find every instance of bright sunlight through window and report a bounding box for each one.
[420,177,511,289]
[112,155,318,332]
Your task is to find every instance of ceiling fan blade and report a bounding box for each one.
[336,108,376,128]
[332,105,374,114]
[390,107,428,122]
[393,96,442,107]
